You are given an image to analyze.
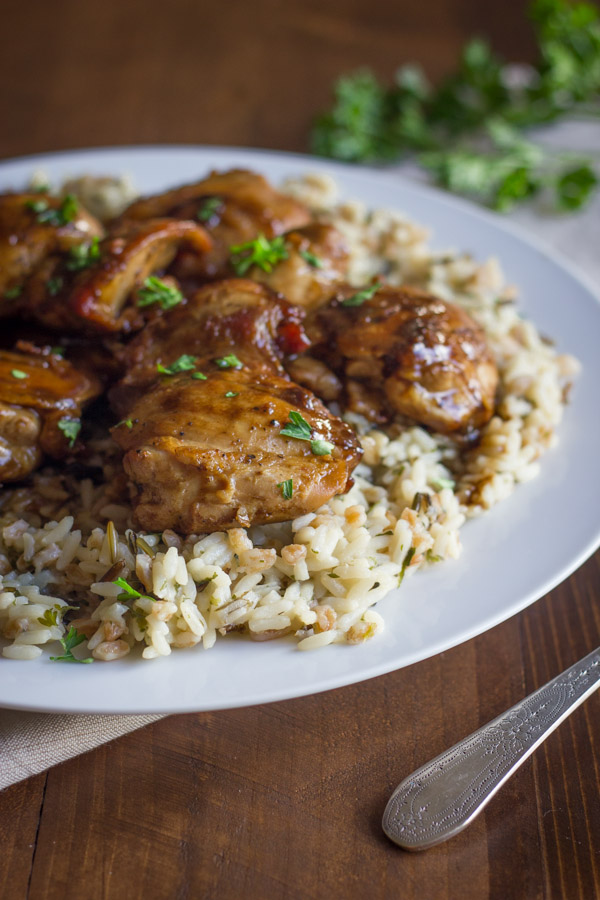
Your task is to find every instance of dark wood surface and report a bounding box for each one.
[1,1,599,897]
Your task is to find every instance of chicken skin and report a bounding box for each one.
[23,218,212,333]
[305,284,498,437]
[109,278,309,416]
[0,348,102,482]
[110,277,361,532]
[112,367,361,533]
[247,223,349,310]
[120,169,310,279]
[0,192,104,314]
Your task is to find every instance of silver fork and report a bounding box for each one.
[382,646,600,851]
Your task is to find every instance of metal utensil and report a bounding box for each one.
[382,646,600,851]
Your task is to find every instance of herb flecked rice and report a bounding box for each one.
[0,173,579,663]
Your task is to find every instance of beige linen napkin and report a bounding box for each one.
[1,120,598,791]
[0,711,163,790]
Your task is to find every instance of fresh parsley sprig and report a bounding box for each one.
[157,354,197,375]
[26,194,78,226]
[50,626,93,663]
[66,237,101,271]
[137,276,183,310]
[57,417,81,448]
[230,234,289,275]
[311,0,600,212]
[280,411,334,456]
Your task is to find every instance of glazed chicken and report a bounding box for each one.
[248,223,349,310]
[109,278,309,415]
[119,169,310,279]
[0,166,500,533]
[303,284,498,438]
[0,348,101,482]
[0,192,104,314]
[23,218,212,333]
[110,279,361,532]
[112,368,361,532]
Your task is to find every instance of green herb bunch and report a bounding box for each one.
[311,0,600,211]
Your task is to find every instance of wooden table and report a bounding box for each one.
[1,1,599,896]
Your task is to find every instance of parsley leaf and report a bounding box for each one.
[137,276,183,310]
[157,354,197,375]
[341,282,382,307]
[46,276,64,297]
[214,354,242,369]
[280,411,334,456]
[192,372,208,380]
[65,237,101,271]
[230,234,289,275]
[115,418,134,429]
[224,391,238,398]
[4,285,22,300]
[299,249,324,268]
[11,369,27,380]
[197,196,223,222]
[277,478,293,499]
[113,576,155,604]
[50,626,93,663]
[57,417,81,448]
[280,410,312,441]
[26,193,78,226]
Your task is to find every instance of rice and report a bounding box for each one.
[0,172,578,662]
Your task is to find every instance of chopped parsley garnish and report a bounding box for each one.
[137,276,183,310]
[192,372,208,380]
[214,353,242,369]
[341,282,382,307]
[277,478,293,500]
[299,249,324,268]
[46,276,64,297]
[11,369,27,380]
[230,234,288,275]
[38,604,77,627]
[49,626,93,664]
[224,391,238,398]
[197,196,223,222]
[113,576,155,603]
[57,417,81,448]
[26,193,78,226]
[65,237,101,271]
[157,354,197,375]
[116,418,134,429]
[4,285,22,300]
[50,346,65,357]
[398,546,416,585]
[280,411,334,456]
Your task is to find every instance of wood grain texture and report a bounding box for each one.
[0,0,599,897]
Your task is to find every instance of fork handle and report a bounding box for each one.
[382,646,600,850]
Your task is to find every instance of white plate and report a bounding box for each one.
[1,145,599,714]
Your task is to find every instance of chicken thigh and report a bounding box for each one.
[306,284,498,437]
[0,348,101,481]
[112,367,361,533]
[120,169,311,279]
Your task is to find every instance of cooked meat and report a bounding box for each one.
[0,349,102,481]
[120,169,310,279]
[109,278,309,416]
[248,223,349,310]
[0,192,104,315]
[23,218,211,333]
[305,284,498,437]
[111,367,361,533]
